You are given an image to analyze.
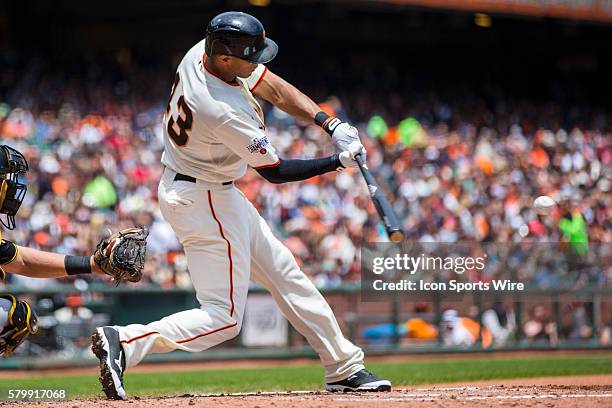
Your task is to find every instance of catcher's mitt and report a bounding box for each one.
[94,226,148,285]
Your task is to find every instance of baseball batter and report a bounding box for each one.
[92,11,391,399]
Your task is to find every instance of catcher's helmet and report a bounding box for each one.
[205,11,278,64]
[0,145,28,230]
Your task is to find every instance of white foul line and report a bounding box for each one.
[332,393,612,402]
[465,393,612,401]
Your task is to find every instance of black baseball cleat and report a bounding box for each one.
[326,369,392,392]
[91,326,127,400]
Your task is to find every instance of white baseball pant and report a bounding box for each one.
[116,168,364,382]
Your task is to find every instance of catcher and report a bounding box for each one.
[0,144,148,357]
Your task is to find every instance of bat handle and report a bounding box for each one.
[354,152,369,183]
[354,152,365,167]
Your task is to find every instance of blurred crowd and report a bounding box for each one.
[0,53,610,292]
[361,301,611,348]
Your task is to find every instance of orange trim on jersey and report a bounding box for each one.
[253,159,281,170]
[202,54,240,87]
[207,190,235,317]
[176,322,238,344]
[250,66,269,92]
[120,331,160,345]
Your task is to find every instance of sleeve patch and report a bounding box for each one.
[0,240,18,265]
[214,115,279,169]
[246,136,271,154]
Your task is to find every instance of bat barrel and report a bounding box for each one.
[355,154,404,243]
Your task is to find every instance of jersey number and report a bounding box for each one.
[166,72,193,147]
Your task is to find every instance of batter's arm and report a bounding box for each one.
[255,144,364,184]
[252,70,320,123]
[3,245,105,278]
[256,156,342,184]
[252,70,359,151]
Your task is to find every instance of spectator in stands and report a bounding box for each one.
[523,305,558,345]
[482,302,516,347]
[54,293,94,348]
[361,302,438,345]
[441,309,491,348]
[559,303,593,341]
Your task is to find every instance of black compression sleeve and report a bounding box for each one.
[256,155,342,184]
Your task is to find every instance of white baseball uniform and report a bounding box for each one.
[115,39,365,382]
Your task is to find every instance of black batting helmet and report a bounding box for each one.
[205,11,278,64]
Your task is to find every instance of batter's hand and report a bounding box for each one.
[314,112,361,152]
[339,141,366,169]
[331,122,361,153]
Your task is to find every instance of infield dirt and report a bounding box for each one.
[4,374,611,408]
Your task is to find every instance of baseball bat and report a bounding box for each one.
[354,154,404,243]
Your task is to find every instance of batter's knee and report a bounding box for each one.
[200,308,242,342]
[224,322,242,340]
[204,318,241,344]
[175,317,241,351]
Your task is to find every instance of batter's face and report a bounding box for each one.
[215,55,258,80]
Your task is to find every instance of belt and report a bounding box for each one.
[174,172,233,186]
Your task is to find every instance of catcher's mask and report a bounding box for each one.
[0,145,28,230]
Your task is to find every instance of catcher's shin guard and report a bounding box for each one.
[0,295,38,356]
